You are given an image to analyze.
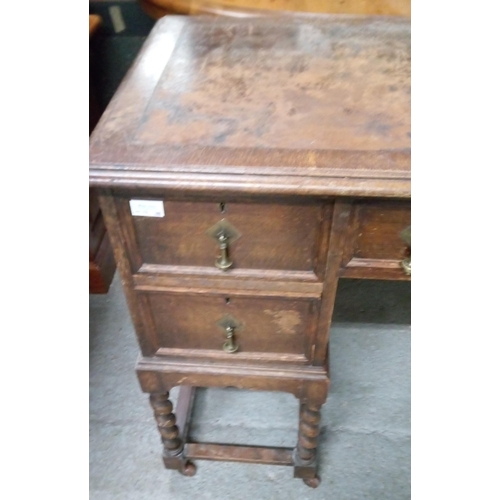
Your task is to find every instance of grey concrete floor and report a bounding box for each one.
[90,276,410,499]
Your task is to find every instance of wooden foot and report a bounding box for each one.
[179,461,197,476]
[303,475,321,488]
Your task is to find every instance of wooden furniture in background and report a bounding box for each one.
[89,14,101,37]
[139,0,410,19]
[90,15,410,487]
[89,14,116,293]
[89,15,102,134]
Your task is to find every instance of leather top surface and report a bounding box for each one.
[90,15,410,197]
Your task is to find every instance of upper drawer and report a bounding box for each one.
[116,196,332,279]
[341,199,411,280]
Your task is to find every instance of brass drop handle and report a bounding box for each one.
[207,219,240,271]
[223,325,238,353]
[401,257,411,275]
[400,225,411,276]
[215,233,233,271]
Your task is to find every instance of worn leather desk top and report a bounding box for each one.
[90,15,410,197]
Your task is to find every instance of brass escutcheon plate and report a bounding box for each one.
[400,225,411,247]
[206,219,241,245]
[216,314,244,333]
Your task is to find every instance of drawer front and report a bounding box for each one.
[142,292,318,363]
[342,200,411,279]
[119,197,331,278]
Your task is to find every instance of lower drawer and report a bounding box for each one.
[140,292,318,364]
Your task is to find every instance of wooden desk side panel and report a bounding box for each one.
[98,191,160,356]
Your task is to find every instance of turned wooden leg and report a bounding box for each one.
[294,402,322,487]
[150,393,182,455]
[297,403,321,463]
[149,393,197,476]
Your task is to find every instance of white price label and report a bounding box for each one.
[129,200,165,217]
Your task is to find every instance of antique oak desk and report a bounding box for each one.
[89,15,410,488]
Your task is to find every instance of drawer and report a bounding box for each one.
[118,197,332,278]
[140,292,318,364]
[341,200,411,280]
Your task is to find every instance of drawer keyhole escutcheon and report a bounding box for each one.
[206,219,241,272]
[400,225,411,276]
[217,314,242,354]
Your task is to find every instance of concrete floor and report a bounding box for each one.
[90,276,410,499]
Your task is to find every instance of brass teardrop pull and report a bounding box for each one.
[215,233,232,270]
[401,257,411,275]
[400,226,411,276]
[222,325,239,353]
[206,219,241,272]
[216,314,242,354]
